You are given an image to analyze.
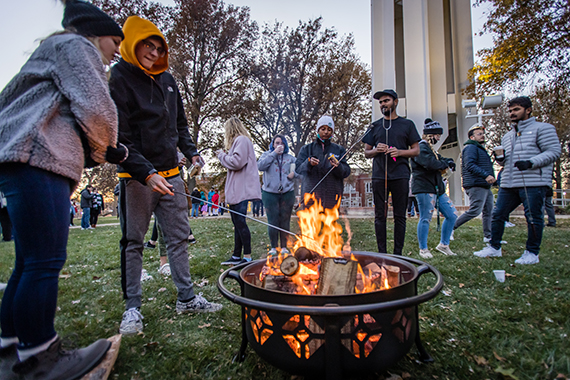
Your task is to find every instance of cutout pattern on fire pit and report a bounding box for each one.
[391,307,413,343]
[342,314,383,358]
[246,309,273,345]
[282,315,325,359]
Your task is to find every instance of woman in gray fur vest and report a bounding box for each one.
[0,1,127,379]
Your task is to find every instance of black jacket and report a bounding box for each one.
[190,189,201,204]
[295,138,351,209]
[80,188,94,209]
[110,59,198,184]
[411,141,453,195]
[461,139,494,189]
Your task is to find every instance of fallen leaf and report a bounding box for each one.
[92,276,101,280]
[198,323,211,329]
[158,287,167,292]
[72,300,81,304]
[385,374,402,380]
[402,372,412,379]
[459,283,465,288]
[474,355,488,365]
[493,351,506,362]
[505,273,516,278]
[59,274,72,279]
[143,341,159,348]
[554,374,568,380]
[495,366,519,380]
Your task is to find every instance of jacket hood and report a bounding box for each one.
[269,134,290,154]
[120,15,168,76]
[464,139,485,149]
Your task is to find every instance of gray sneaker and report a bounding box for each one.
[176,293,223,314]
[12,338,110,380]
[119,308,144,335]
[436,243,456,256]
[514,250,539,265]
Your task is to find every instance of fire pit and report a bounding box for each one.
[217,252,443,380]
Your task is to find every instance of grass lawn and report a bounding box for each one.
[1,215,569,380]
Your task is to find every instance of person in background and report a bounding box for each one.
[217,117,262,265]
[80,185,94,230]
[474,96,561,264]
[0,0,127,378]
[296,116,351,210]
[411,119,458,258]
[212,189,220,216]
[69,199,76,227]
[110,15,221,336]
[452,125,495,243]
[190,187,201,218]
[207,188,215,216]
[258,134,298,256]
[544,187,556,227]
[406,177,418,217]
[90,188,104,228]
[0,192,12,241]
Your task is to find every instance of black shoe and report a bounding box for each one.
[144,241,156,249]
[221,256,244,266]
[188,237,197,244]
[0,344,19,380]
[546,224,556,227]
[12,338,111,380]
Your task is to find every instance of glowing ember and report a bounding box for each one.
[260,193,394,294]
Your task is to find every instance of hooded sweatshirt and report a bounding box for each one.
[257,137,298,194]
[110,16,198,185]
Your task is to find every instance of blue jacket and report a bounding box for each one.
[460,139,494,189]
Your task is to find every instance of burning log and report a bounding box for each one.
[294,247,321,262]
[280,256,300,276]
[263,275,297,293]
[317,257,358,295]
[384,265,400,287]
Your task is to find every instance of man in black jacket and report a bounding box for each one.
[80,185,94,230]
[110,16,221,336]
[453,125,496,242]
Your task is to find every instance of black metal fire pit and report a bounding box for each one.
[217,251,443,380]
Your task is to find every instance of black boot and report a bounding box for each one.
[12,338,110,380]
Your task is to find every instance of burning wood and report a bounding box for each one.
[317,257,357,295]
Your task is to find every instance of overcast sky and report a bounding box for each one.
[0,0,492,89]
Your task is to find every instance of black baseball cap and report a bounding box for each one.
[373,89,398,100]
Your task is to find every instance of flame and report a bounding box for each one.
[259,193,392,295]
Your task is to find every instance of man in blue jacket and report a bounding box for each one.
[453,125,495,242]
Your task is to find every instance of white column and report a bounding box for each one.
[371,0,395,121]
[402,0,431,135]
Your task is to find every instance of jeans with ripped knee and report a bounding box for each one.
[416,193,457,250]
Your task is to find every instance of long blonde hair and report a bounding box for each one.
[224,117,251,150]
[43,29,111,70]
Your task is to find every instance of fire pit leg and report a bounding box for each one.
[324,316,343,380]
[233,306,248,363]
[414,303,434,363]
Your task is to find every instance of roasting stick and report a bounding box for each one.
[175,191,337,256]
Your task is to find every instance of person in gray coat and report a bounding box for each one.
[474,96,561,264]
[257,134,298,256]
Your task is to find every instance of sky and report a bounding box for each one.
[0,0,492,90]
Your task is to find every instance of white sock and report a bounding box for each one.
[0,336,19,348]
[17,335,58,362]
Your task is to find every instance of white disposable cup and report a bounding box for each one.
[493,270,505,283]
[493,146,504,159]
[290,163,296,174]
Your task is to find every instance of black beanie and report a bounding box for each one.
[62,0,124,39]
[423,118,444,135]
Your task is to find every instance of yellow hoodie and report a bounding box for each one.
[120,16,168,76]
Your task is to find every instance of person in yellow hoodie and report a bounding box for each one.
[109,16,222,336]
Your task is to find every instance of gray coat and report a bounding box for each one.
[0,33,118,183]
[498,117,561,188]
[257,151,297,194]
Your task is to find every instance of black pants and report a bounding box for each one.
[372,178,409,255]
[230,200,251,257]
[0,207,12,241]
[90,208,100,226]
[407,196,418,215]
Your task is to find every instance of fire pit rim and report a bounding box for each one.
[217,252,443,317]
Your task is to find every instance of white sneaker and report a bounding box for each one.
[450,230,455,241]
[436,243,456,256]
[140,269,153,282]
[267,248,277,256]
[119,308,144,335]
[280,247,290,255]
[158,263,171,276]
[419,249,433,259]
[514,250,539,265]
[505,221,516,228]
[474,245,502,258]
[484,237,507,244]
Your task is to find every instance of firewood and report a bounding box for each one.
[383,265,400,287]
[80,335,121,380]
[316,257,358,295]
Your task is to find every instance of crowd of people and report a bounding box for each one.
[0,0,563,379]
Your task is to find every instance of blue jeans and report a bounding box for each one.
[416,193,457,250]
[490,186,546,254]
[81,207,91,228]
[262,190,295,248]
[229,200,251,257]
[191,203,200,217]
[0,163,72,349]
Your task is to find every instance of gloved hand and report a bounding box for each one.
[105,143,129,164]
[514,160,533,171]
[448,161,456,171]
